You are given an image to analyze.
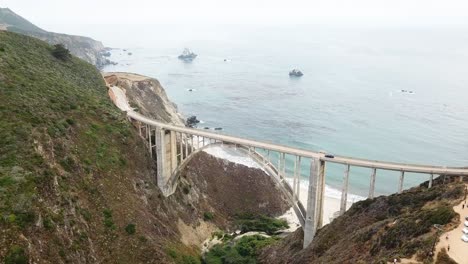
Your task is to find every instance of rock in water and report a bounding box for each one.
[289,69,304,77]
[186,115,200,128]
[178,48,197,61]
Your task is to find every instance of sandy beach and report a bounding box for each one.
[289,178,360,225]
[435,185,468,263]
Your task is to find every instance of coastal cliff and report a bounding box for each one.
[0,7,112,68]
[103,72,185,126]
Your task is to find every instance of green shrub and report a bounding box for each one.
[167,248,178,259]
[13,211,35,228]
[426,206,455,225]
[180,255,201,264]
[235,214,288,235]
[203,212,214,221]
[66,118,75,125]
[125,223,136,235]
[102,209,115,229]
[43,217,54,230]
[436,248,457,264]
[51,44,71,61]
[204,235,277,264]
[235,235,277,257]
[5,245,28,264]
[165,246,201,264]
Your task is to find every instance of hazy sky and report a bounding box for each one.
[2,0,468,26]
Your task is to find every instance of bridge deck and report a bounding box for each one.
[127,111,468,176]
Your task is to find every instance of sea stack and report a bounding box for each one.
[289,69,304,77]
[178,48,197,61]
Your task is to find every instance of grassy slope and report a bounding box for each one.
[0,31,199,263]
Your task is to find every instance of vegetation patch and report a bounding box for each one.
[205,235,279,264]
[4,245,28,264]
[203,212,214,221]
[435,248,457,264]
[103,209,116,230]
[165,244,202,264]
[51,44,71,61]
[125,223,136,235]
[235,214,289,235]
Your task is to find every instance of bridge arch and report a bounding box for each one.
[134,125,308,227]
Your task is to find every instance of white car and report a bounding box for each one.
[462,235,468,243]
[463,228,468,235]
[465,221,468,227]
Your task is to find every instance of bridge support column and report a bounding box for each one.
[170,131,177,172]
[303,158,325,248]
[179,133,183,161]
[293,156,298,200]
[281,153,286,179]
[295,157,302,201]
[340,164,350,215]
[155,127,166,188]
[369,168,377,199]
[155,128,173,196]
[429,174,434,188]
[147,125,152,157]
[398,171,405,194]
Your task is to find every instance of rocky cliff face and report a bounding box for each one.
[104,72,185,125]
[0,7,112,68]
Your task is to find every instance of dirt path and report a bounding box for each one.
[434,184,468,263]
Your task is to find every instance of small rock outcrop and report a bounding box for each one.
[289,69,303,77]
[186,115,200,128]
[178,48,197,61]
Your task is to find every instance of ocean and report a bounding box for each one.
[77,24,468,197]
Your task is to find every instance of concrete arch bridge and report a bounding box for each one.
[109,86,468,248]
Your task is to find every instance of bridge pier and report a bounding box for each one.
[170,131,177,171]
[369,168,377,199]
[398,171,405,194]
[295,156,302,201]
[340,164,350,215]
[303,158,325,248]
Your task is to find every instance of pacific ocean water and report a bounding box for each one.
[89,24,468,197]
